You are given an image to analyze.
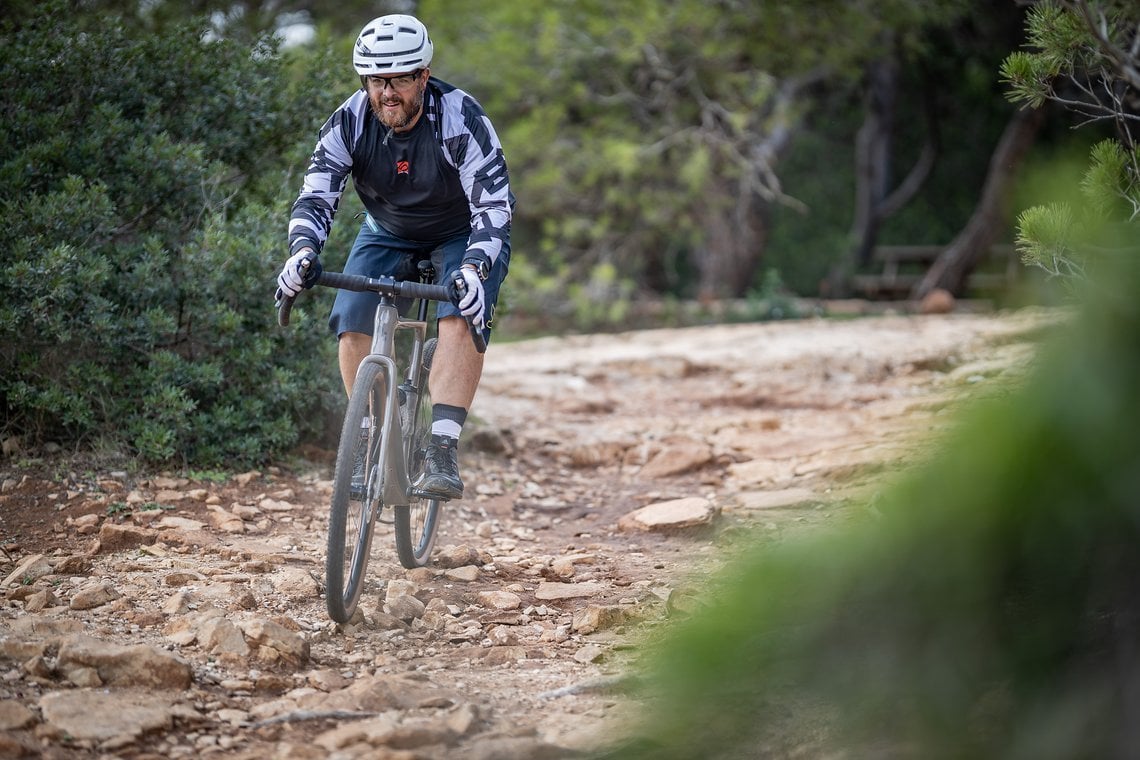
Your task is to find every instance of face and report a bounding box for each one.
[366,69,427,131]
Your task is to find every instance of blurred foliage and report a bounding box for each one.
[6,3,1099,309]
[1,0,409,38]
[0,3,346,465]
[420,0,1011,304]
[603,253,1140,758]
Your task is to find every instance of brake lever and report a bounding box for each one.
[450,271,488,354]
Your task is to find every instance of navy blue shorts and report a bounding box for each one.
[328,216,510,342]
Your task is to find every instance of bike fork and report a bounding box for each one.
[356,354,411,505]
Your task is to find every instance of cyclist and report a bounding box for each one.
[276,13,512,500]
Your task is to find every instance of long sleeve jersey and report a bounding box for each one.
[288,77,512,273]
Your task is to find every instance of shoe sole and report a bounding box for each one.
[409,479,463,501]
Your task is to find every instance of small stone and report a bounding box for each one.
[57,635,192,689]
[52,555,91,574]
[477,591,522,611]
[435,544,487,568]
[387,595,426,622]
[237,619,309,668]
[0,699,35,730]
[73,514,100,529]
[486,626,517,646]
[443,565,480,582]
[155,516,205,531]
[638,437,714,478]
[2,554,51,588]
[162,591,192,616]
[573,644,605,664]
[39,690,176,742]
[482,646,527,666]
[97,523,156,552]
[258,498,294,512]
[534,581,604,601]
[385,579,419,603]
[23,589,59,613]
[70,582,122,610]
[199,618,251,657]
[571,605,630,634]
[307,669,352,692]
[617,497,717,533]
[163,572,202,586]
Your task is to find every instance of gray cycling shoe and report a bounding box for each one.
[411,435,463,500]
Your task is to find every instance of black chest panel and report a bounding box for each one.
[352,109,470,243]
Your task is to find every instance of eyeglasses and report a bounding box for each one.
[367,70,423,92]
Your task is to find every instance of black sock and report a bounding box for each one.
[431,403,467,440]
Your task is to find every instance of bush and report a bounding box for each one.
[0,6,347,467]
[606,254,1140,758]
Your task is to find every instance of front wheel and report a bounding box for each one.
[326,360,387,623]
[393,496,442,568]
[394,338,442,568]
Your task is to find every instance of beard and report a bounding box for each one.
[370,87,424,131]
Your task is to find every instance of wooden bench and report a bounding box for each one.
[851,244,1019,299]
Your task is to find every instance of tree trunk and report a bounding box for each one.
[851,56,899,269]
[694,194,769,301]
[912,105,1044,298]
[839,53,937,298]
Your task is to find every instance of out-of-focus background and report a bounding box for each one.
[0,0,1134,466]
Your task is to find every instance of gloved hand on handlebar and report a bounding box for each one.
[276,248,322,300]
[450,266,486,329]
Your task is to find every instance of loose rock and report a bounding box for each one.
[617,497,717,533]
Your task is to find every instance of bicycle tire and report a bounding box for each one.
[326,361,387,623]
[394,337,442,568]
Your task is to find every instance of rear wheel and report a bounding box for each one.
[326,361,387,623]
[394,338,442,568]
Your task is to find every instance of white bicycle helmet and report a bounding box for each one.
[353,14,433,75]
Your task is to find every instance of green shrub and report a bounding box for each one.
[0,5,346,467]
[606,255,1140,758]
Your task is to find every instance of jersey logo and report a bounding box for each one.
[396,160,410,175]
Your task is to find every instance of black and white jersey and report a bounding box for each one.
[288,77,512,271]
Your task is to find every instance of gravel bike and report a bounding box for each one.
[278,262,485,623]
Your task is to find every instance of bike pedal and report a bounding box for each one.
[409,488,451,502]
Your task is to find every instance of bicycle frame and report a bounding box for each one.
[277,265,485,618]
[360,293,430,507]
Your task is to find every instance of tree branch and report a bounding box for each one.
[1064,0,1140,90]
[878,78,941,219]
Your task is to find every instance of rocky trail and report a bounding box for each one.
[0,308,1052,759]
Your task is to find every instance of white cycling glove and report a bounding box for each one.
[455,266,486,329]
[277,248,317,299]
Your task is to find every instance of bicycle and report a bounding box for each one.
[278,262,485,624]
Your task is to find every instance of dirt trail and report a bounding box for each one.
[0,308,1052,759]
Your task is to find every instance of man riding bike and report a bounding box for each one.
[276,13,513,500]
